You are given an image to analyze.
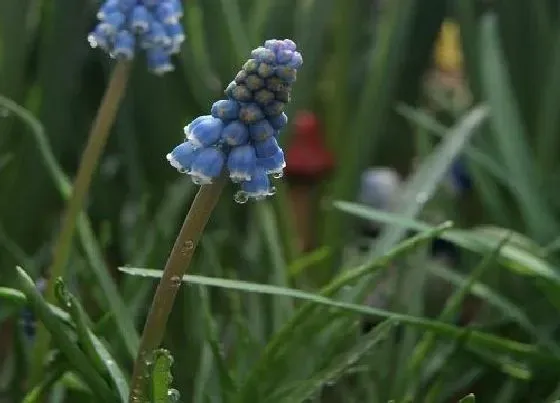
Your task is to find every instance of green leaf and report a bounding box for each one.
[151,349,175,403]
[369,105,488,261]
[7,266,116,402]
[459,393,476,403]
[53,278,129,402]
[119,266,551,364]
[479,14,557,241]
[0,94,139,358]
[334,202,560,285]
[272,320,395,403]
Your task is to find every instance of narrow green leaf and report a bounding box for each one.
[334,202,560,285]
[7,266,116,402]
[0,94,139,358]
[151,349,174,403]
[119,266,550,363]
[479,14,557,241]
[218,0,251,62]
[54,278,129,402]
[370,105,488,260]
[273,320,395,403]
[459,393,476,403]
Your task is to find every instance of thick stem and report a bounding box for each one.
[129,177,226,402]
[31,61,131,385]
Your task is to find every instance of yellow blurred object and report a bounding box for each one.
[434,19,463,72]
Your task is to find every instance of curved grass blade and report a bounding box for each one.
[7,266,115,402]
[403,233,511,401]
[0,94,139,358]
[54,279,129,402]
[119,266,551,364]
[479,14,557,241]
[270,320,395,403]
[334,202,560,285]
[369,105,488,260]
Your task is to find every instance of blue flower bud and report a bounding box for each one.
[280,39,297,52]
[239,104,265,123]
[275,66,297,82]
[263,101,285,117]
[243,59,259,73]
[228,84,252,102]
[189,147,225,184]
[165,22,185,53]
[97,0,120,20]
[88,25,111,50]
[147,47,174,75]
[171,0,184,18]
[211,100,240,121]
[221,121,250,146]
[275,89,290,103]
[254,89,275,106]
[245,74,265,91]
[227,145,257,182]
[166,141,200,173]
[257,63,275,78]
[235,70,248,83]
[99,12,126,34]
[266,76,288,92]
[184,116,224,147]
[258,148,286,177]
[254,136,280,158]
[287,52,303,69]
[249,119,275,141]
[118,0,136,11]
[251,47,276,64]
[240,166,274,200]
[131,5,150,33]
[268,113,288,130]
[113,30,135,59]
[90,0,186,75]
[276,49,293,64]
[156,2,177,24]
[148,21,171,47]
[264,39,281,52]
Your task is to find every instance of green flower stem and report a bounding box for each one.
[31,60,132,385]
[129,176,226,402]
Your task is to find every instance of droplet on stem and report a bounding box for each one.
[234,191,248,204]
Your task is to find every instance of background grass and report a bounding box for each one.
[2,0,560,402]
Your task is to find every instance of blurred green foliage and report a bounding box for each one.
[2,0,560,402]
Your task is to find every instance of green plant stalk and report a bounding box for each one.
[31,60,132,385]
[129,176,226,402]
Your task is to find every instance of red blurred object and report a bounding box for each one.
[285,111,334,252]
[285,111,335,177]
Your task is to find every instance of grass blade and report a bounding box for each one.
[0,94,139,358]
[119,266,551,364]
[6,266,115,402]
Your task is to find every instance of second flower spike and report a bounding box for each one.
[166,39,303,202]
[88,0,185,75]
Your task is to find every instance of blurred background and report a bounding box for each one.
[3,0,560,402]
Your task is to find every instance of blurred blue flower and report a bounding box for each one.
[88,0,185,75]
[166,39,303,202]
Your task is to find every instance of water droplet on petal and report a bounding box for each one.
[268,186,277,195]
[234,191,248,204]
[272,171,283,179]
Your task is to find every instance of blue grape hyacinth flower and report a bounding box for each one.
[166,39,303,202]
[88,0,185,75]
